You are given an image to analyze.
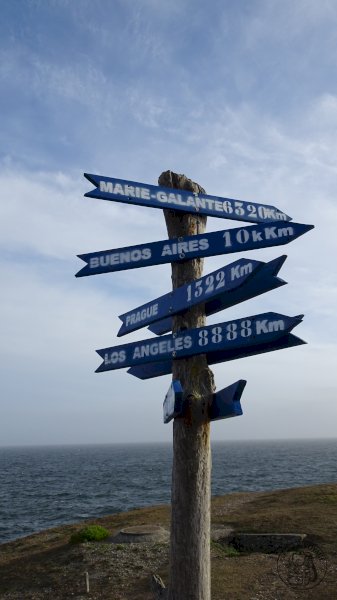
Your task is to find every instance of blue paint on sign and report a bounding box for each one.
[163,380,245,423]
[84,173,291,224]
[95,313,303,373]
[127,333,306,379]
[210,380,246,421]
[148,256,287,336]
[163,380,184,424]
[118,256,286,337]
[76,222,313,277]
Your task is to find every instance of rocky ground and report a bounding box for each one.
[0,483,336,599]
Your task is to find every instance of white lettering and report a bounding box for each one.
[252,230,263,242]
[231,262,253,280]
[90,257,99,269]
[195,197,206,209]
[113,183,124,195]
[256,319,285,334]
[124,185,135,197]
[199,238,209,250]
[183,335,193,349]
[161,244,173,256]
[278,226,294,238]
[100,181,113,193]
[256,319,268,334]
[264,227,278,240]
[157,191,168,202]
[267,319,285,333]
[236,229,250,244]
[141,248,151,260]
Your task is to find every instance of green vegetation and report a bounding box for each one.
[319,494,337,504]
[69,524,110,544]
[211,540,240,557]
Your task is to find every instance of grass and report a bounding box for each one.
[211,540,241,557]
[69,524,110,544]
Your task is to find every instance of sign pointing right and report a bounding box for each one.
[128,333,306,379]
[118,255,287,337]
[96,312,303,374]
[76,222,314,278]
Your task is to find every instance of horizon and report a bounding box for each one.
[1,436,337,450]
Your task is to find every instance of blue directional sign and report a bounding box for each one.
[149,256,287,336]
[163,380,245,423]
[95,312,303,373]
[76,222,313,277]
[163,380,184,424]
[84,173,291,224]
[118,256,286,337]
[210,380,245,421]
[127,333,306,379]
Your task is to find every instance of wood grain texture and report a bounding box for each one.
[159,171,215,600]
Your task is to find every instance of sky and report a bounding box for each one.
[1,0,337,446]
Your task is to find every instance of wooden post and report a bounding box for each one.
[158,171,215,600]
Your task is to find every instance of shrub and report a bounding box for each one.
[70,525,110,544]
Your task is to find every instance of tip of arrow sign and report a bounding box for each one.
[268,254,287,275]
[83,173,96,184]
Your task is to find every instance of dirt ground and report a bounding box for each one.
[0,483,336,599]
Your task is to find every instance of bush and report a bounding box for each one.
[70,525,110,544]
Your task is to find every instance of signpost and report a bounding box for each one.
[76,222,313,277]
[76,169,314,600]
[84,173,291,224]
[118,255,287,336]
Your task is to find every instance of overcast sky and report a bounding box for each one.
[1,0,336,446]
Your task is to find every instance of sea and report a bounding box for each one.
[0,439,336,545]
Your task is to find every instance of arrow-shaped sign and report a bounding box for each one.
[95,312,303,373]
[76,222,313,278]
[163,379,245,423]
[128,333,306,379]
[118,256,286,337]
[84,173,291,224]
[163,380,184,423]
[210,380,245,421]
[150,256,287,336]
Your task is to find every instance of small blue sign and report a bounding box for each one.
[76,222,313,277]
[163,380,184,424]
[84,173,291,224]
[95,313,303,373]
[127,333,305,379]
[163,380,245,423]
[118,256,286,337]
[210,380,246,421]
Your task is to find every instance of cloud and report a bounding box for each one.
[1,1,336,444]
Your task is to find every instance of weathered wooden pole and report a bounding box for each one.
[158,171,215,600]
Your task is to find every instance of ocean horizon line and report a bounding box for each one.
[1,436,336,450]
